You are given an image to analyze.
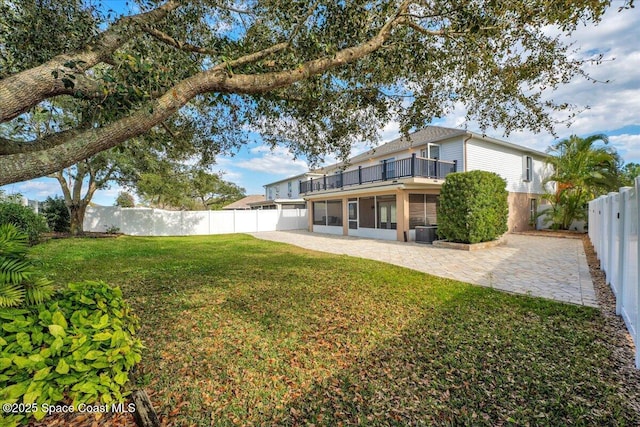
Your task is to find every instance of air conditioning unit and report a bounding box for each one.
[415,225,438,244]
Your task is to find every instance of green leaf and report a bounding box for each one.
[92,331,112,341]
[15,332,31,350]
[23,388,42,404]
[84,350,103,360]
[51,310,68,329]
[50,336,64,355]
[114,371,128,385]
[55,358,70,374]
[48,324,66,338]
[3,380,29,399]
[92,314,109,329]
[0,357,11,370]
[33,366,51,381]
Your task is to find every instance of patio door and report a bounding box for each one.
[348,200,358,230]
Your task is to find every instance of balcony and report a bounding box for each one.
[300,154,457,194]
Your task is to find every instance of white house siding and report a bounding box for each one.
[265,178,301,200]
[465,137,547,193]
[465,137,549,231]
[438,138,464,171]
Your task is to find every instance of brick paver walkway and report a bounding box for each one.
[250,231,597,307]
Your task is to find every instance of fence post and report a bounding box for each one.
[635,177,640,368]
[358,166,362,185]
[382,160,387,181]
[616,191,626,315]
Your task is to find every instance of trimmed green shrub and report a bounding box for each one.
[0,199,49,245]
[0,281,143,425]
[41,196,70,233]
[0,224,54,308]
[437,171,508,244]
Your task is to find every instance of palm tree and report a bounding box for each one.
[542,134,621,230]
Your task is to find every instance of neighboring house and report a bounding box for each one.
[222,195,266,210]
[298,126,551,242]
[255,172,322,210]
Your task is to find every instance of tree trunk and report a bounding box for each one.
[69,203,88,236]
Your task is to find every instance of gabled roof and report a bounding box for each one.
[222,195,266,210]
[349,126,467,163]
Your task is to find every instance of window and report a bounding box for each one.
[287,181,292,197]
[268,188,273,200]
[530,198,538,223]
[313,201,327,225]
[326,200,343,226]
[420,143,440,159]
[409,194,439,228]
[377,196,397,229]
[313,200,342,226]
[524,156,533,182]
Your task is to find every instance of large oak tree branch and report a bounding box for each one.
[0,6,408,185]
[0,128,88,155]
[0,0,181,123]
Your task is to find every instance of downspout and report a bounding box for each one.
[463,133,472,172]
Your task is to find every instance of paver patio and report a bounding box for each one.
[251,231,597,307]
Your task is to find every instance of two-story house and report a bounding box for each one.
[298,126,551,242]
[249,172,322,210]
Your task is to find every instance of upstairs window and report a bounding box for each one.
[524,156,533,182]
[420,143,440,159]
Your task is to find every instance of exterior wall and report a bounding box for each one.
[465,137,548,194]
[265,178,300,200]
[507,192,543,232]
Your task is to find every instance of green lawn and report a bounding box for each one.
[31,235,637,426]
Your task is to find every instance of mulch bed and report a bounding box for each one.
[43,232,122,240]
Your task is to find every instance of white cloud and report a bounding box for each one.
[3,180,61,200]
[233,145,309,174]
[610,134,640,161]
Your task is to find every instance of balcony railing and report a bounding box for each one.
[300,154,456,194]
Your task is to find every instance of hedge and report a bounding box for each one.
[437,171,508,244]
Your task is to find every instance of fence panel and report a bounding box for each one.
[589,178,640,368]
[84,207,308,236]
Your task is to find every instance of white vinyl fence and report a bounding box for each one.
[589,176,640,368]
[83,206,308,236]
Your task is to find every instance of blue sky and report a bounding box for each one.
[2,4,640,205]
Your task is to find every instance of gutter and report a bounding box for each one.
[463,133,472,172]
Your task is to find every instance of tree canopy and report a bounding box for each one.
[0,0,634,185]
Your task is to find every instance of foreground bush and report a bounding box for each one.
[0,197,49,245]
[437,171,508,243]
[0,224,54,308]
[0,281,143,425]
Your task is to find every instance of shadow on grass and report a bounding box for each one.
[214,287,636,426]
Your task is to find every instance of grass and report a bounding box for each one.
[31,234,637,426]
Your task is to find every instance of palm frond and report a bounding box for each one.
[0,258,34,285]
[0,282,25,308]
[24,277,55,305]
